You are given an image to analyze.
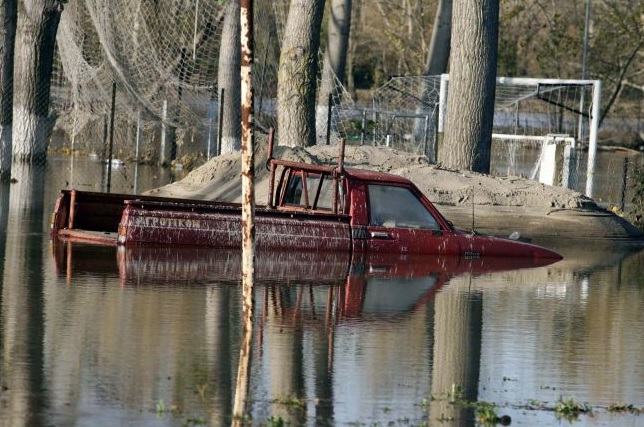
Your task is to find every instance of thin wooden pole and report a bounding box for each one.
[106,82,116,193]
[326,92,332,145]
[233,0,255,423]
[218,88,225,156]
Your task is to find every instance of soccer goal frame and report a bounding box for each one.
[437,74,602,198]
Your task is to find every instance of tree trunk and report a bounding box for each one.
[345,0,361,98]
[277,0,325,147]
[424,0,452,75]
[13,0,65,163]
[439,0,499,173]
[0,0,17,180]
[217,0,241,154]
[316,0,352,144]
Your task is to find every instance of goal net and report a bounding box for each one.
[487,77,601,197]
[339,75,601,197]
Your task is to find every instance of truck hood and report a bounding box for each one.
[453,228,563,260]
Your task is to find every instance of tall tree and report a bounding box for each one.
[0,0,17,180]
[13,0,66,163]
[424,0,451,75]
[418,0,451,161]
[217,0,241,154]
[315,0,352,143]
[439,0,499,173]
[277,0,325,147]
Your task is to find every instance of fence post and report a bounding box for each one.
[326,92,332,145]
[620,157,629,212]
[360,109,366,146]
[217,88,225,157]
[106,82,116,193]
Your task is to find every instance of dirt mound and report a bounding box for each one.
[147,136,595,210]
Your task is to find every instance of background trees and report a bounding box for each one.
[1,0,643,174]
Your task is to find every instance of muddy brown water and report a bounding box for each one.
[0,155,642,426]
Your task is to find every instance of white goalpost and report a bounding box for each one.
[438,75,602,198]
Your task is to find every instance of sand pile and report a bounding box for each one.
[147,136,596,210]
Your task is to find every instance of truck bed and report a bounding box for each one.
[51,189,352,250]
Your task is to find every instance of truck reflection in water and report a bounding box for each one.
[51,239,559,321]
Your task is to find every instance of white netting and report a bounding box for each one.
[489,79,597,193]
[369,76,442,155]
[51,0,284,163]
[339,75,599,194]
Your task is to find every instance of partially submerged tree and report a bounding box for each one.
[439,0,499,173]
[13,0,66,163]
[0,0,17,180]
[277,0,325,147]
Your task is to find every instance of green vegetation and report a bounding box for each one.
[266,415,288,426]
[554,396,592,420]
[430,384,511,426]
[428,383,643,425]
[474,401,500,426]
[607,403,644,414]
[628,165,644,229]
[271,394,307,410]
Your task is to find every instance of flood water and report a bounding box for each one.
[1,155,643,427]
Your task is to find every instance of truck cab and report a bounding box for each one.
[270,161,460,255]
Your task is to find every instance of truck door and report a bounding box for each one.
[365,184,459,255]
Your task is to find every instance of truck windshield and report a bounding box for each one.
[368,184,439,230]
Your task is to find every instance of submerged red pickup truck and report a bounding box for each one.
[50,138,562,260]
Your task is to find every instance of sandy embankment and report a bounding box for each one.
[147,137,644,243]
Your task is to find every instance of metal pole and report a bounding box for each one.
[192,0,199,60]
[436,73,449,160]
[218,88,225,156]
[360,109,366,145]
[585,80,601,197]
[578,0,591,146]
[326,92,332,145]
[233,0,255,422]
[134,111,141,194]
[581,0,591,81]
[106,82,116,193]
[620,157,628,212]
[207,87,215,159]
[160,99,168,166]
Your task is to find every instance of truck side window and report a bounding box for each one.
[283,172,334,210]
[368,184,439,230]
[283,174,303,205]
[308,174,334,210]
